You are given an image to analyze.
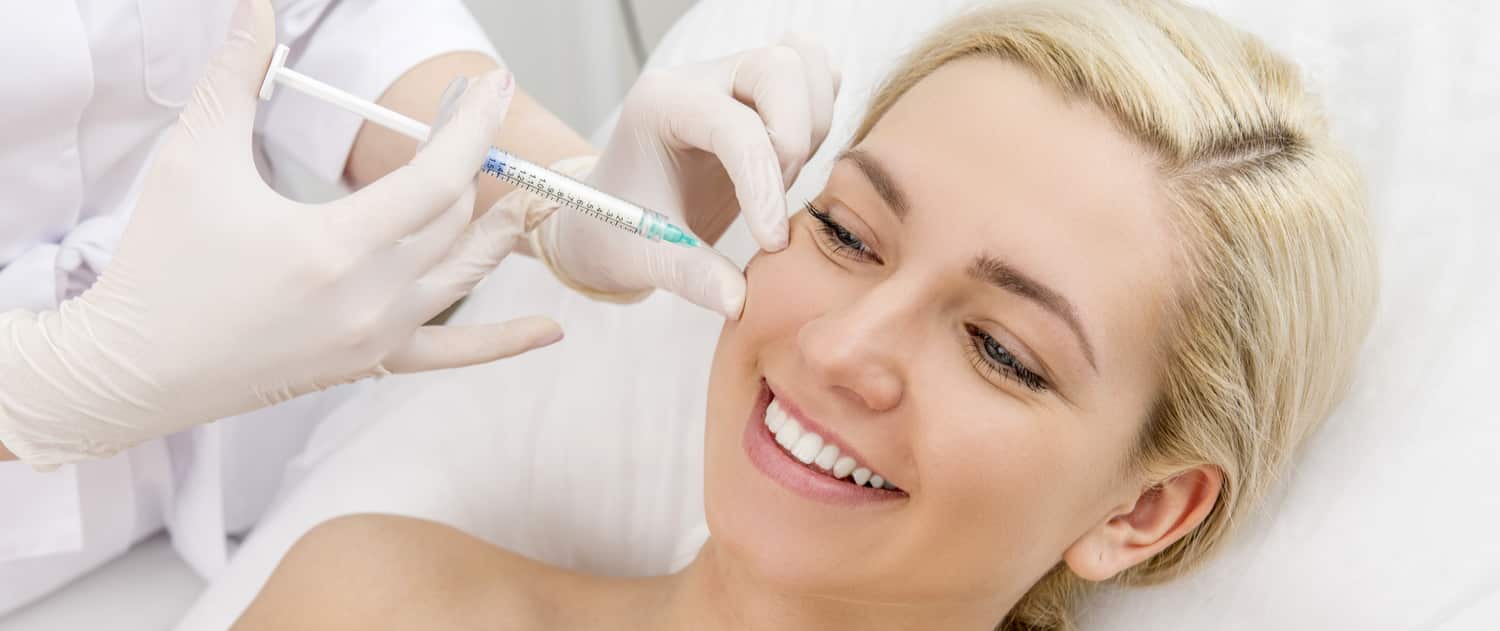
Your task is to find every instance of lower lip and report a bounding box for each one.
[741,382,908,507]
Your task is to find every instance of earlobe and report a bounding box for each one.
[1062,465,1223,581]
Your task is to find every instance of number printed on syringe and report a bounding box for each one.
[498,167,636,233]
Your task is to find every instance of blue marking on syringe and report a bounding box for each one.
[476,147,701,248]
[481,149,508,178]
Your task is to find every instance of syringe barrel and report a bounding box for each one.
[480,148,669,242]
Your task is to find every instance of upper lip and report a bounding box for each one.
[765,380,896,487]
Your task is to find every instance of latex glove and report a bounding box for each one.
[533,36,840,317]
[0,0,559,467]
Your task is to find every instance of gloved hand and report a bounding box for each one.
[530,36,841,317]
[0,0,559,467]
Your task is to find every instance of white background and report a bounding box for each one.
[462,0,698,133]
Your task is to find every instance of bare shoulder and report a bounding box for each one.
[233,514,568,631]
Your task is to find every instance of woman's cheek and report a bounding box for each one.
[738,239,837,343]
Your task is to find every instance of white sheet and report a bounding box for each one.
[178,1,1500,629]
[0,535,203,631]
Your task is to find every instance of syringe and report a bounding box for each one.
[257,45,700,248]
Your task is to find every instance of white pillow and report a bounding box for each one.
[177,1,1500,629]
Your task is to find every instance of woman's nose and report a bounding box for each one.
[795,287,913,413]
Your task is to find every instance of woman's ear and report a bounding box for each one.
[1062,465,1223,581]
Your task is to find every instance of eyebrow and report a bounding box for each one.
[839,147,1096,373]
[838,148,909,221]
[968,255,1098,373]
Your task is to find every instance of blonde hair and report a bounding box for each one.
[851,1,1378,629]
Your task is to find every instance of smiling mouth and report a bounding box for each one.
[760,386,904,493]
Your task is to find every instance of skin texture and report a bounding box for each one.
[236,58,1222,631]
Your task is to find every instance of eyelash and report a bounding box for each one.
[965,325,1048,392]
[805,202,882,264]
[803,201,1048,393]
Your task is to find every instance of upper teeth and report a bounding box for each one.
[765,397,899,491]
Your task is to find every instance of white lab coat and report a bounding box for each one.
[0,0,498,614]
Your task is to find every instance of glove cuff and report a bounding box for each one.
[523,156,654,305]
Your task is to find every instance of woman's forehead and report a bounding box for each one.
[862,59,1160,220]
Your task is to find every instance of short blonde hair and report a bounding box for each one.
[852,1,1378,629]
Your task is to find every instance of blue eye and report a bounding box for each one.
[827,219,865,249]
[805,202,882,264]
[965,324,1048,392]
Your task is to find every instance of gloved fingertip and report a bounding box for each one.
[436,70,509,140]
[759,194,791,252]
[769,211,790,252]
[759,231,788,253]
[418,77,469,151]
[511,316,565,349]
[477,68,514,119]
[699,256,748,319]
[229,0,273,41]
[473,69,515,136]
[440,77,470,116]
[523,200,560,234]
[497,68,515,98]
[539,325,565,347]
[216,0,275,100]
[742,157,790,252]
[722,278,748,320]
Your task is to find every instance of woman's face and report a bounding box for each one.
[703,58,1179,611]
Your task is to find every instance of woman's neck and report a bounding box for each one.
[629,540,1008,631]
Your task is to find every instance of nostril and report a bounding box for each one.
[830,383,866,409]
[796,307,907,412]
[835,366,903,413]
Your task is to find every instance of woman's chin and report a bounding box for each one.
[704,494,876,594]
